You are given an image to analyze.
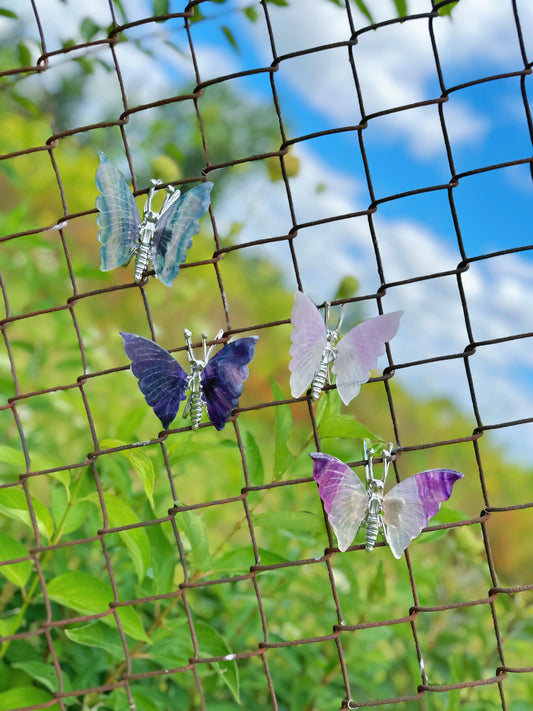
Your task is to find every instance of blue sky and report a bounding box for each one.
[2,0,532,460]
[187,0,532,259]
[186,0,533,459]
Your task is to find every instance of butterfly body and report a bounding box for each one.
[310,328,339,400]
[289,292,402,405]
[310,448,463,558]
[121,330,258,431]
[181,329,220,430]
[183,360,206,430]
[96,153,213,287]
[364,474,385,552]
[132,179,180,283]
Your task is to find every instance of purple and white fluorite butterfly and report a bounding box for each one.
[96,152,213,287]
[121,330,258,431]
[310,447,462,558]
[289,292,402,405]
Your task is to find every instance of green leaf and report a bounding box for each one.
[146,523,175,596]
[0,488,54,539]
[47,572,149,642]
[189,6,205,22]
[266,0,289,5]
[64,621,126,659]
[178,509,212,571]
[0,533,32,586]
[131,691,161,711]
[0,8,18,18]
[316,390,381,441]
[318,414,379,441]
[438,1,459,17]
[80,17,100,41]
[47,572,115,615]
[212,546,287,573]
[352,0,373,22]
[100,493,151,582]
[253,511,324,535]
[114,606,151,644]
[149,619,192,668]
[11,661,58,693]
[48,469,70,487]
[271,379,294,479]
[334,275,360,301]
[0,616,19,636]
[51,485,91,536]
[0,687,57,711]
[221,25,239,53]
[153,0,169,14]
[100,438,155,509]
[243,6,258,21]
[366,559,386,600]
[431,506,465,524]
[211,546,253,573]
[392,0,407,17]
[196,622,240,703]
[0,445,25,467]
[243,429,264,486]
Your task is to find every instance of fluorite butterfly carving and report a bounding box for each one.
[310,446,462,558]
[121,330,258,431]
[96,152,213,286]
[289,292,402,404]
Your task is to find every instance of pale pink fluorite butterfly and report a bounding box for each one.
[289,292,402,404]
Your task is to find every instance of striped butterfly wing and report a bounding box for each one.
[152,182,213,287]
[95,153,141,271]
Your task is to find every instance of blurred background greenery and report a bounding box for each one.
[0,2,531,710]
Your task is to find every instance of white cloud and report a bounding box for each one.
[215,145,533,460]
[237,0,530,159]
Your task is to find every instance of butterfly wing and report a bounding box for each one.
[120,332,188,429]
[200,336,258,431]
[310,452,368,552]
[95,153,141,271]
[332,311,403,405]
[289,292,328,398]
[382,469,463,558]
[152,182,213,287]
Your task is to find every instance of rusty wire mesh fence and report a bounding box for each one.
[0,0,532,709]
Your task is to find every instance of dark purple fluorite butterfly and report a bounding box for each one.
[121,330,258,431]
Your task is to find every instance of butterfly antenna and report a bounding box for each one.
[184,328,196,364]
[364,442,375,486]
[380,443,394,487]
[382,449,391,487]
[323,301,331,329]
[335,303,345,335]
[183,329,205,429]
[160,183,182,214]
[204,329,225,361]
[143,179,161,219]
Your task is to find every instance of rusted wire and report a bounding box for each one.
[0,0,532,709]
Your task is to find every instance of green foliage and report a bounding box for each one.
[271,379,294,478]
[221,25,239,53]
[438,1,460,17]
[100,439,156,509]
[0,534,31,586]
[0,1,520,708]
[392,0,407,17]
[316,389,381,442]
